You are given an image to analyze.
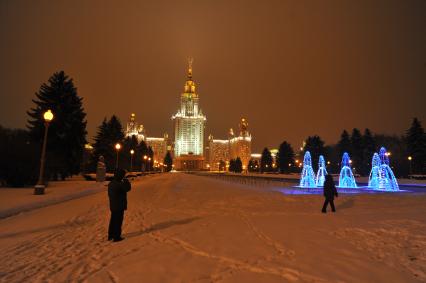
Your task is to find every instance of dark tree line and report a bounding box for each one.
[276,141,295,173]
[248,145,295,174]
[89,115,154,173]
[91,116,124,172]
[303,135,326,168]
[246,118,425,177]
[229,157,243,173]
[332,128,376,175]
[248,159,259,172]
[406,118,426,174]
[163,151,173,172]
[260,148,273,173]
[0,126,39,187]
[302,118,425,176]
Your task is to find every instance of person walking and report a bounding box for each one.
[108,168,131,242]
[322,174,338,213]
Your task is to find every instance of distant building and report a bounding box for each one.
[250,153,262,162]
[146,134,170,165]
[125,113,171,164]
[125,113,145,143]
[124,60,254,172]
[172,59,206,170]
[207,118,252,171]
[208,137,229,171]
[229,118,252,170]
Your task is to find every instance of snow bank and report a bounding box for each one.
[0,179,106,219]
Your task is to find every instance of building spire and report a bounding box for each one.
[184,57,196,93]
[188,57,193,79]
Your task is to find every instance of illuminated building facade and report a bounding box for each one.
[125,113,171,163]
[125,113,145,143]
[146,134,170,165]
[207,118,252,171]
[208,136,229,171]
[172,59,206,170]
[229,118,252,170]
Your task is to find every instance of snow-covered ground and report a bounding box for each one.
[0,173,425,282]
[0,178,105,219]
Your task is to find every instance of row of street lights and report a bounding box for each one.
[114,143,151,172]
[33,109,416,195]
[33,109,153,195]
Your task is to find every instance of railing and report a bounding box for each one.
[189,172,299,188]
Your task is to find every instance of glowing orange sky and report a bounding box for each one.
[1,0,425,151]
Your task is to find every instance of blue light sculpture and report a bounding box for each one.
[368,147,399,191]
[368,153,381,189]
[315,155,327,186]
[299,151,316,188]
[338,152,357,188]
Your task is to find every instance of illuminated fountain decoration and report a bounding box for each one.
[299,151,316,188]
[315,155,328,186]
[368,147,399,191]
[368,153,381,189]
[338,152,357,188]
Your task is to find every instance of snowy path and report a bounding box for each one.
[0,173,425,282]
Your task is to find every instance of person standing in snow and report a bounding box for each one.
[108,168,131,242]
[322,174,338,213]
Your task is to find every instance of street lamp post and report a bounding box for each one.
[34,109,54,195]
[148,157,152,172]
[115,143,121,169]
[130,149,134,172]
[143,155,147,172]
[408,156,412,176]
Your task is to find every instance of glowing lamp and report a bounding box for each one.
[408,156,412,161]
[130,149,135,155]
[115,143,121,150]
[43,109,54,122]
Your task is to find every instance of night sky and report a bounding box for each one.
[1,0,425,152]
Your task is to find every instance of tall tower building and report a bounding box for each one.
[172,59,206,170]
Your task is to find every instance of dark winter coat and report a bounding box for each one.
[108,179,131,211]
[323,180,338,200]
